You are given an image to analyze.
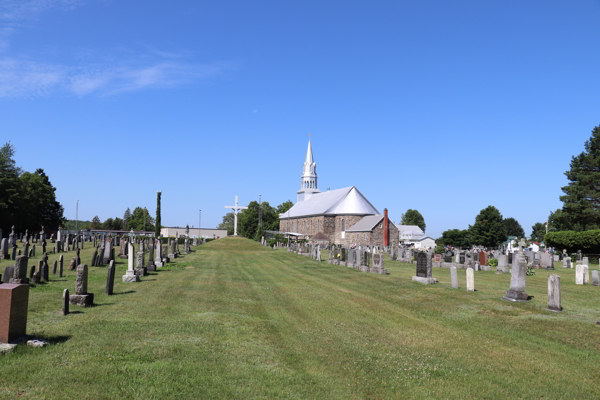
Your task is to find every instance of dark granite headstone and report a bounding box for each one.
[416,253,428,278]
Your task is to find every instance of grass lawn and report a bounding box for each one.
[0,237,599,399]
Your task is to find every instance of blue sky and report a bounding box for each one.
[1,0,599,238]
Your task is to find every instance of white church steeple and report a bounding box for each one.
[296,137,320,203]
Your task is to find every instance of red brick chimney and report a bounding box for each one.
[384,208,389,247]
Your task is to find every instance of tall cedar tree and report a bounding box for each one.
[155,192,161,237]
[559,125,600,231]
[400,209,426,232]
[468,206,507,247]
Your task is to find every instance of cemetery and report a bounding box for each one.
[0,235,598,399]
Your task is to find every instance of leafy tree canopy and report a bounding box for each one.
[126,207,155,231]
[217,212,235,236]
[440,229,470,248]
[400,209,426,232]
[468,206,507,248]
[276,200,294,215]
[503,217,525,239]
[531,222,546,243]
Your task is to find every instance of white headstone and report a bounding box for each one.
[466,268,475,291]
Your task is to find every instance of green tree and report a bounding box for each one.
[18,169,65,232]
[276,200,294,215]
[400,209,426,232]
[91,215,101,229]
[123,208,131,227]
[155,192,161,237]
[559,125,600,231]
[0,142,22,233]
[112,217,124,230]
[468,206,507,247]
[440,229,470,248]
[531,222,546,243]
[503,217,525,238]
[217,212,235,236]
[127,207,155,231]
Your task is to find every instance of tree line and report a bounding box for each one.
[218,200,294,240]
[0,142,65,235]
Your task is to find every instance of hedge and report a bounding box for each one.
[544,230,600,252]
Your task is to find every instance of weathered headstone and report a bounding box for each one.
[123,242,140,282]
[466,268,475,291]
[11,256,28,284]
[69,264,94,307]
[371,254,387,274]
[52,260,57,275]
[105,261,116,295]
[576,265,585,285]
[592,270,599,286]
[503,255,529,301]
[450,266,459,289]
[546,274,562,312]
[59,255,64,277]
[68,257,77,271]
[563,258,571,268]
[2,266,14,283]
[135,252,147,276]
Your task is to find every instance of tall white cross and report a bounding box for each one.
[224,196,248,236]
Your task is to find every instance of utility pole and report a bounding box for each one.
[76,199,79,233]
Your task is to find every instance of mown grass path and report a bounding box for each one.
[1,237,599,399]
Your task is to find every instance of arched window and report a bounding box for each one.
[341,219,345,232]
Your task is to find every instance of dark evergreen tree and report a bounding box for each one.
[123,208,132,229]
[559,125,600,231]
[155,192,161,237]
[468,206,507,247]
[91,215,101,229]
[503,217,525,238]
[531,222,546,243]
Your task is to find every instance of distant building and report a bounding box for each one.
[414,236,436,249]
[396,225,425,245]
[279,139,397,247]
[160,227,227,239]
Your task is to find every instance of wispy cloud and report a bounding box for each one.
[0,57,234,98]
[0,0,80,21]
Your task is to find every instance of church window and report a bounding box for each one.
[341,219,345,232]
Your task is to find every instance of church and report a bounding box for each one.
[279,140,398,247]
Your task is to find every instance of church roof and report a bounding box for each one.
[280,186,379,219]
[345,215,384,232]
[395,224,424,235]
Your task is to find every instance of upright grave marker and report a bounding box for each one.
[123,242,140,282]
[546,274,562,312]
[503,254,529,301]
[412,252,436,284]
[0,283,29,343]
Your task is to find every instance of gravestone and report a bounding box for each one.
[503,255,529,301]
[583,265,589,284]
[147,245,156,271]
[546,274,562,312]
[459,253,465,264]
[2,266,14,283]
[450,266,459,289]
[0,238,8,260]
[135,252,147,276]
[69,264,94,307]
[479,251,488,266]
[0,283,29,343]
[61,289,69,316]
[575,265,585,285]
[582,257,589,266]
[497,255,508,273]
[444,251,452,263]
[316,247,321,261]
[68,257,77,271]
[59,255,64,277]
[412,252,436,284]
[563,258,571,268]
[11,256,28,284]
[105,261,116,295]
[123,242,140,282]
[466,268,475,291]
[52,260,57,275]
[591,270,599,286]
[371,254,387,274]
[91,250,98,266]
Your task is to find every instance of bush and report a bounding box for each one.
[544,230,600,252]
[488,258,498,267]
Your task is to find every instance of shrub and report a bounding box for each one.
[488,258,498,267]
[545,230,600,252]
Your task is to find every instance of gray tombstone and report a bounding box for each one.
[450,266,459,289]
[69,264,94,306]
[546,274,562,312]
[503,254,529,301]
[2,266,14,283]
[52,260,57,275]
[13,255,28,283]
[59,254,64,277]
[591,270,599,286]
[105,261,116,295]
